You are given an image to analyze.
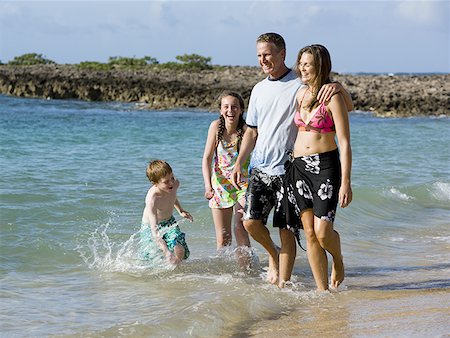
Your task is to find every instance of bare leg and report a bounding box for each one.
[302,210,329,291]
[244,219,279,284]
[315,218,344,288]
[278,228,297,288]
[173,244,185,265]
[233,199,252,270]
[233,199,251,247]
[211,207,233,249]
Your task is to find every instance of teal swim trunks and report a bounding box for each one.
[140,216,190,260]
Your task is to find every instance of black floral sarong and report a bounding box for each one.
[274,149,341,240]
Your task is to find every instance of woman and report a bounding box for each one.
[279,44,352,290]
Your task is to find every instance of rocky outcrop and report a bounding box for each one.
[0,65,448,117]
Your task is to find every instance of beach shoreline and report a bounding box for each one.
[0,65,448,118]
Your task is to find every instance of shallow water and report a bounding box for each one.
[1,95,449,337]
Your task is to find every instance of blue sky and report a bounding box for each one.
[0,1,448,73]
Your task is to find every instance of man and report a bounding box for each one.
[231,33,352,288]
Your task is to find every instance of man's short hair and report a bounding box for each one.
[256,33,286,52]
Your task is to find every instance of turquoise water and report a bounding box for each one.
[1,95,449,336]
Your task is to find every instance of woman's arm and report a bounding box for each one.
[329,94,353,208]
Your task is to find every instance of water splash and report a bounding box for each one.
[76,217,261,278]
[77,217,171,274]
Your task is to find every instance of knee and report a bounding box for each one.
[174,245,185,260]
[243,220,259,233]
[280,229,296,249]
[315,224,334,246]
[303,226,317,242]
[280,229,295,243]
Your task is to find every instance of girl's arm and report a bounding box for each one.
[329,94,353,208]
[201,121,218,199]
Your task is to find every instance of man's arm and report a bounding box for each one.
[317,82,354,112]
[231,126,258,189]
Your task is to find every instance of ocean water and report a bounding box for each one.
[1,95,449,337]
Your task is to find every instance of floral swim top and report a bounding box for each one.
[209,138,248,209]
[294,90,335,133]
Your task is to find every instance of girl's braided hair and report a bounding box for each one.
[216,91,246,152]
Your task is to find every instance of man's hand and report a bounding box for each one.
[231,163,242,190]
[317,82,340,103]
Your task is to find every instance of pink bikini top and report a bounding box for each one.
[294,91,335,133]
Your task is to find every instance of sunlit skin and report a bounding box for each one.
[294,51,351,290]
[256,42,289,79]
[230,38,353,289]
[142,172,193,265]
[202,95,251,257]
[220,95,242,127]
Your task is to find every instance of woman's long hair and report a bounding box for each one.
[295,44,332,111]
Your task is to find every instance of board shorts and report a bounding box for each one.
[140,216,190,260]
[275,149,341,237]
[243,168,284,227]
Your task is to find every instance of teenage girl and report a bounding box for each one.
[202,91,251,258]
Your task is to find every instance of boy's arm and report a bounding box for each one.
[147,198,172,258]
[174,198,193,222]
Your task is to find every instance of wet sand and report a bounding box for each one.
[247,288,449,337]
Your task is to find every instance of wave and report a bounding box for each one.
[388,181,449,209]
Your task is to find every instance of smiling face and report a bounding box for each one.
[298,52,316,85]
[155,172,176,193]
[256,41,286,79]
[220,95,243,125]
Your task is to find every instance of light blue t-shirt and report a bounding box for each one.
[246,69,303,176]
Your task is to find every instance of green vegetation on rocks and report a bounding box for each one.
[8,53,56,65]
[76,54,212,72]
[1,52,449,117]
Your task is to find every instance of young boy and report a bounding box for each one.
[141,159,193,266]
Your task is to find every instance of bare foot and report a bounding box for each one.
[278,280,293,289]
[331,255,344,288]
[267,246,280,285]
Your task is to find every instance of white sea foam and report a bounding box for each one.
[430,182,450,201]
[388,187,414,201]
[390,237,406,242]
[432,235,450,243]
